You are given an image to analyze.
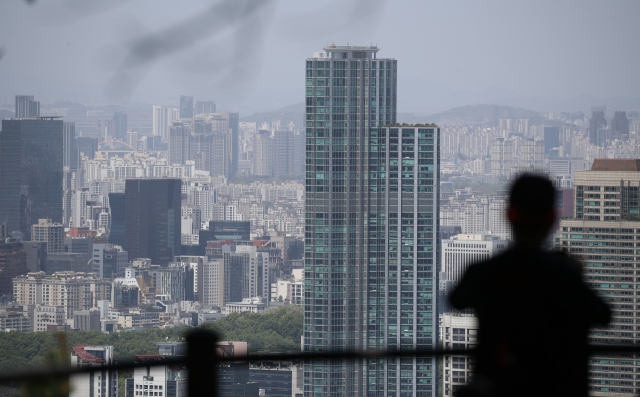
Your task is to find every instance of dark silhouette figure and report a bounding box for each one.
[450,175,610,397]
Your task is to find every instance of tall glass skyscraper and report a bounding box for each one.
[0,117,63,239]
[303,46,439,397]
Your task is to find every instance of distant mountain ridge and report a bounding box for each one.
[241,103,544,128]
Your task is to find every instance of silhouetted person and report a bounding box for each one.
[450,175,610,397]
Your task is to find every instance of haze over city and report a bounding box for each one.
[2,0,640,115]
[1,1,640,397]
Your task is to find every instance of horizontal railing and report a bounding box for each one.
[0,329,637,396]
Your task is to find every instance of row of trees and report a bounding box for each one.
[0,305,303,397]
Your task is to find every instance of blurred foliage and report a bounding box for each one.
[0,306,303,396]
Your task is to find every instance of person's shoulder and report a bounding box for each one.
[463,249,512,275]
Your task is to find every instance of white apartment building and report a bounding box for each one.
[440,313,478,397]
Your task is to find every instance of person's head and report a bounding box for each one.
[508,174,556,246]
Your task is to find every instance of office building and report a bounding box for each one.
[205,113,239,176]
[304,43,438,397]
[439,313,478,397]
[70,345,117,397]
[543,126,560,155]
[125,353,188,397]
[0,310,31,332]
[168,120,191,165]
[589,107,607,145]
[23,241,47,272]
[152,105,180,141]
[63,122,79,170]
[31,219,64,254]
[0,118,64,239]
[250,360,298,397]
[74,309,101,331]
[113,111,128,140]
[558,159,640,396]
[92,244,128,279]
[0,240,28,296]
[273,129,295,177]
[76,136,99,159]
[440,233,509,293]
[33,305,66,331]
[611,111,630,141]
[15,95,40,118]
[195,100,216,115]
[125,179,181,265]
[180,95,194,119]
[252,130,273,176]
[108,193,126,248]
[13,271,111,319]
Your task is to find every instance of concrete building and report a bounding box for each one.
[15,95,40,118]
[152,106,179,141]
[74,309,101,331]
[31,219,64,254]
[195,100,216,115]
[92,244,128,279]
[70,345,118,397]
[13,272,111,319]
[490,138,513,178]
[33,305,66,332]
[252,130,273,177]
[0,310,31,332]
[179,95,193,119]
[441,233,509,289]
[558,158,640,396]
[439,313,478,397]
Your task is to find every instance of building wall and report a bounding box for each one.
[439,313,478,397]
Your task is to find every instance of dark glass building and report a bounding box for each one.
[76,136,99,159]
[180,95,193,119]
[543,126,560,155]
[589,107,607,145]
[611,110,630,141]
[0,118,63,238]
[198,220,250,254]
[63,122,79,170]
[113,111,128,141]
[124,179,181,265]
[108,193,126,248]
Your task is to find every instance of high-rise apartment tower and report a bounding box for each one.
[15,95,40,118]
[304,45,439,397]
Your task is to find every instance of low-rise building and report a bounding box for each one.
[70,345,118,397]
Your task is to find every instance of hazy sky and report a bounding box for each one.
[1,0,640,115]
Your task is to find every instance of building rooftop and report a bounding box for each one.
[73,345,106,364]
[591,159,640,171]
[323,44,379,52]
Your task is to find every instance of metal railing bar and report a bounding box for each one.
[0,344,635,384]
